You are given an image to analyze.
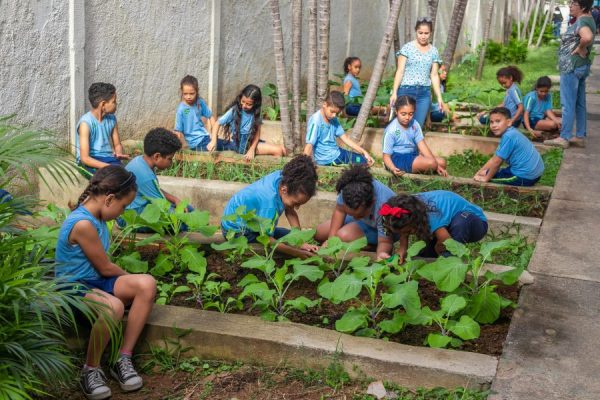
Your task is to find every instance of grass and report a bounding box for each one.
[447,44,560,108]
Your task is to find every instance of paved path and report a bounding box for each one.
[490,45,600,399]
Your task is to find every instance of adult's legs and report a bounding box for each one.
[574,64,590,138]
[559,70,578,140]
[414,86,432,128]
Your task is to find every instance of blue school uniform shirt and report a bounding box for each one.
[523,91,552,121]
[416,191,487,234]
[503,83,523,120]
[217,108,258,154]
[344,74,362,98]
[55,206,109,282]
[75,112,116,163]
[336,179,395,239]
[396,41,442,86]
[382,118,424,155]
[305,110,345,165]
[125,155,164,215]
[221,171,284,235]
[174,98,213,149]
[496,127,544,180]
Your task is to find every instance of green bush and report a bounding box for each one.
[485,39,528,64]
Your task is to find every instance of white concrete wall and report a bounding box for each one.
[1,0,507,141]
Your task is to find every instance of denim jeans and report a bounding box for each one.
[553,21,561,37]
[560,64,590,140]
[397,85,431,128]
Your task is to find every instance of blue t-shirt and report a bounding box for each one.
[504,83,523,120]
[222,171,285,235]
[496,127,545,180]
[417,191,487,234]
[125,155,164,215]
[523,91,552,121]
[382,118,424,155]
[174,98,213,149]
[76,112,116,163]
[336,179,395,238]
[55,206,110,282]
[305,110,345,165]
[344,74,362,98]
[217,108,258,154]
[396,41,442,87]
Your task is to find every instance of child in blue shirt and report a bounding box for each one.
[76,82,130,174]
[429,64,458,124]
[343,57,364,116]
[477,66,524,128]
[221,155,319,258]
[215,84,286,160]
[523,76,562,139]
[55,165,155,399]
[383,95,447,175]
[474,107,544,186]
[123,128,190,223]
[314,165,397,260]
[174,75,231,152]
[378,191,487,261]
[303,91,374,166]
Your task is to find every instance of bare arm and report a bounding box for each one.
[79,122,109,169]
[509,104,524,126]
[244,125,262,160]
[284,207,301,229]
[327,205,347,238]
[396,234,409,263]
[433,227,452,255]
[161,189,180,206]
[303,143,314,158]
[574,25,594,57]
[383,153,403,175]
[376,235,394,261]
[339,134,374,165]
[173,130,188,149]
[523,110,533,131]
[206,116,219,152]
[416,140,447,176]
[430,62,444,106]
[71,220,127,277]
[473,155,503,182]
[111,122,130,160]
[343,80,352,96]
[390,55,407,105]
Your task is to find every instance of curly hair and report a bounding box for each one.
[71,165,137,210]
[496,66,523,84]
[88,82,116,108]
[222,84,262,154]
[343,57,360,74]
[280,155,318,197]
[336,164,374,210]
[381,194,432,240]
[143,127,182,156]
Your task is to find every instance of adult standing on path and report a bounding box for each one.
[553,6,564,37]
[390,17,444,129]
[545,0,596,149]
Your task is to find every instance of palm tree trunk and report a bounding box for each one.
[390,0,401,54]
[307,0,318,116]
[442,0,469,68]
[269,0,294,153]
[291,0,302,149]
[522,0,535,40]
[404,0,411,44]
[517,0,522,39]
[503,0,512,44]
[527,0,541,47]
[536,0,554,48]
[351,0,404,142]
[316,0,330,108]
[428,0,440,37]
[476,1,495,80]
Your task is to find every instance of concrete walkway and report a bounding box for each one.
[490,46,600,399]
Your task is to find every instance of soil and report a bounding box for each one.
[136,246,519,357]
[429,125,490,137]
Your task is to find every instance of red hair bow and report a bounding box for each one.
[379,204,410,218]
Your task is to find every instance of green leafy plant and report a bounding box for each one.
[316,236,368,277]
[200,274,242,313]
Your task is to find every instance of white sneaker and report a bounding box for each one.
[80,367,111,400]
[544,137,570,149]
[110,356,143,392]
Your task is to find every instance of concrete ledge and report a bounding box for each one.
[140,305,498,390]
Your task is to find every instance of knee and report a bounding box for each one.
[425,157,438,170]
[337,228,357,243]
[138,275,157,299]
[109,298,125,320]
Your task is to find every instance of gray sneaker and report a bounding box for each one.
[544,137,570,149]
[570,137,586,148]
[80,367,111,400]
[110,356,143,392]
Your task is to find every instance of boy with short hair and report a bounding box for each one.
[474,107,544,186]
[303,91,374,166]
[76,82,129,173]
[125,128,184,216]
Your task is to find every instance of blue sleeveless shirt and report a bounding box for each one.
[75,111,117,163]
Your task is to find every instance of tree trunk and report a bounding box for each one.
[316,0,330,108]
[351,0,404,142]
[517,0,522,39]
[536,0,554,48]
[476,1,495,80]
[503,0,512,44]
[522,0,535,40]
[527,0,541,47]
[404,0,411,44]
[269,0,294,154]
[428,0,440,38]
[307,0,318,116]
[390,0,401,54]
[442,0,469,68]
[291,0,302,150]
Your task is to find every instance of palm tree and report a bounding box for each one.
[351,0,404,141]
[316,0,330,108]
[390,0,401,54]
[428,0,440,37]
[404,0,412,44]
[476,1,495,80]
[442,0,469,68]
[503,0,512,44]
[527,0,542,47]
[268,0,294,154]
[521,0,536,40]
[536,0,555,48]
[307,0,318,116]
[291,0,302,149]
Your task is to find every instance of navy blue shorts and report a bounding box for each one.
[528,116,543,129]
[221,226,291,243]
[419,211,488,258]
[345,103,361,116]
[430,109,446,123]
[342,215,399,246]
[327,148,367,166]
[491,167,540,187]
[190,136,236,152]
[67,276,120,297]
[390,152,418,173]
